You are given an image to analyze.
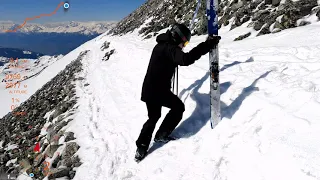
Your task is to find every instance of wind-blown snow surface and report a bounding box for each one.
[4,21,320,179]
[68,22,320,180]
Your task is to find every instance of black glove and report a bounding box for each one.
[205,35,221,49]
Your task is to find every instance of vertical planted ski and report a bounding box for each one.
[207,0,221,128]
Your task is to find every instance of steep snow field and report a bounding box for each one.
[2,20,320,179]
[71,22,320,180]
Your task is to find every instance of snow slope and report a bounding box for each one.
[3,20,320,180]
[71,22,320,180]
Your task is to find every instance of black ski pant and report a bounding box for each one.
[136,92,185,149]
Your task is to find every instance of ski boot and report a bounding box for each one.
[134,144,148,162]
[154,132,177,143]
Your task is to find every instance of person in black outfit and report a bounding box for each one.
[135,23,221,161]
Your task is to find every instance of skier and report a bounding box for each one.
[135,23,221,161]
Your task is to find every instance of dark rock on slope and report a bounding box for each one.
[0,51,89,179]
[109,0,320,41]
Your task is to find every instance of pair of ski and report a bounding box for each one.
[189,0,221,130]
[190,0,221,130]
[191,0,222,128]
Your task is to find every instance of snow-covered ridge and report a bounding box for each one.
[109,0,320,40]
[2,19,320,180]
[0,21,117,35]
[1,1,320,180]
[76,22,320,180]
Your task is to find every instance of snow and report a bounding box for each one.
[6,158,17,166]
[23,51,32,54]
[304,14,320,24]
[135,17,154,35]
[5,144,19,151]
[269,22,276,32]
[1,16,320,180]
[71,21,320,179]
[0,55,63,117]
[296,13,319,26]
[276,15,284,23]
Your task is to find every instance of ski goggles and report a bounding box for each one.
[173,25,189,47]
[183,41,189,47]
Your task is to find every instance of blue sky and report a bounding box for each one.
[0,0,146,23]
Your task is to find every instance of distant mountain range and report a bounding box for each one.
[0,47,42,59]
[0,21,117,35]
[0,21,117,55]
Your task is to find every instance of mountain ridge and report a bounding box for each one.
[109,0,320,41]
[0,21,117,35]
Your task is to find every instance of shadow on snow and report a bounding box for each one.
[147,59,271,155]
[173,70,272,139]
[220,57,254,71]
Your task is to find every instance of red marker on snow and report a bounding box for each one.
[34,142,40,152]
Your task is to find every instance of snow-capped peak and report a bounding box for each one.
[0,21,117,35]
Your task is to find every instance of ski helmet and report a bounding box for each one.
[170,23,191,47]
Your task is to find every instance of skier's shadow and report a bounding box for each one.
[220,57,254,71]
[171,73,230,139]
[147,59,271,155]
[172,70,271,139]
[147,74,231,155]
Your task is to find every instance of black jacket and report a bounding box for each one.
[141,31,211,103]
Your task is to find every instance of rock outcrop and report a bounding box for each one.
[109,0,320,40]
